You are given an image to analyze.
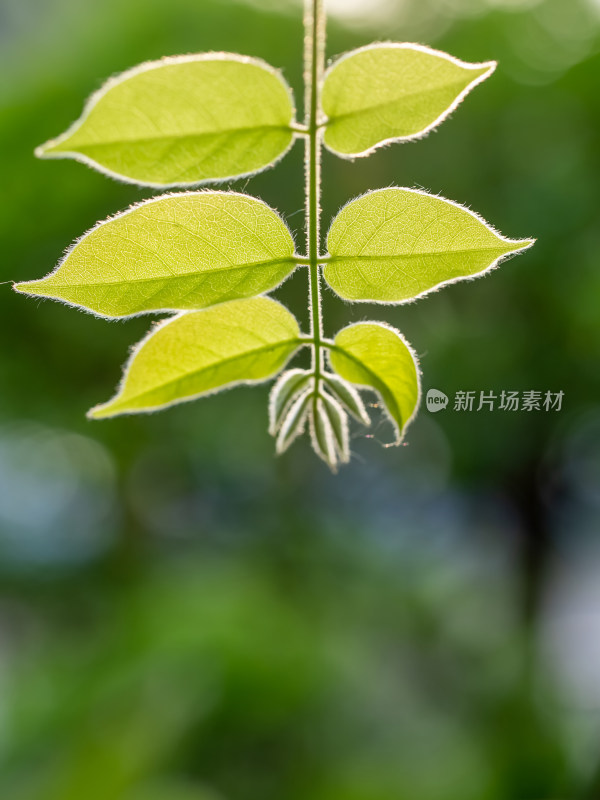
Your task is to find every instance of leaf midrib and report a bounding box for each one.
[328,246,514,261]
[115,338,301,410]
[56,125,293,150]
[30,257,297,292]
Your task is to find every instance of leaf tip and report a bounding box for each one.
[35,140,57,158]
[13,279,59,301]
[86,401,117,420]
[510,237,536,253]
[479,60,497,78]
[13,280,41,296]
[36,130,75,158]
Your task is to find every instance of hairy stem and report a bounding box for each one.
[304,0,325,397]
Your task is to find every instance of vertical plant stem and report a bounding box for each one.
[304,0,325,388]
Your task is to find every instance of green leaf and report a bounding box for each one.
[276,388,312,454]
[320,392,350,464]
[36,54,296,186]
[324,188,534,304]
[310,398,339,471]
[269,369,312,436]
[322,372,370,427]
[15,192,297,318]
[328,322,421,444]
[89,297,302,419]
[321,44,495,157]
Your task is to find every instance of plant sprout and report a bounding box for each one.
[15,0,534,470]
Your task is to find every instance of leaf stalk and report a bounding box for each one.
[304,0,326,418]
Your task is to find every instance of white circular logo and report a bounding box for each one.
[426,389,448,412]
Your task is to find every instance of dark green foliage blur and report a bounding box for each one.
[1,0,600,797]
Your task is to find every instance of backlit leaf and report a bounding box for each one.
[89,297,302,418]
[310,398,339,471]
[269,369,312,436]
[322,372,370,427]
[15,192,297,318]
[324,188,534,304]
[36,54,296,186]
[276,389,312,454]
[328,322,420,444]
[321,44,495,157]
[320,392,350,464]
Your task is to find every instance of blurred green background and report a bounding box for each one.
[1,0,600,797]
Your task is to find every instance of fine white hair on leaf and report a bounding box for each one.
[268,368,313,436]
[276,387,313,454]
[309,397,339,472]
[321,371,371,426]
[319,390,350,464]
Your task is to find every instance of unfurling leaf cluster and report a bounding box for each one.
[16,1,534,470]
